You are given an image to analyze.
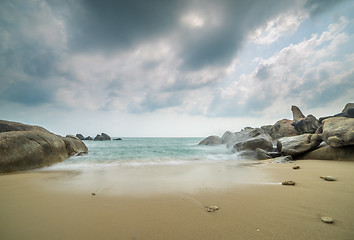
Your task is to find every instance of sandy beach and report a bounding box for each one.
[1,160,354,240]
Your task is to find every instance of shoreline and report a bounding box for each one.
[1,160,354,239]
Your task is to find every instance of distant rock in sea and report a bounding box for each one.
[0,120,88,173]
[94,133,111,141]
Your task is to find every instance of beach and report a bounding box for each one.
[1,160,354,240]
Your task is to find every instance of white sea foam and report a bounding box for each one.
[40,137,248,171]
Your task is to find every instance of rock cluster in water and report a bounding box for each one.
[76,133,112,141]
[199,103,354,161]
[0,120,88,173]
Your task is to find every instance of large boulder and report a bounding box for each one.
[0,130,68,172]
[292,114,321,134]
[226,127,269,148]
[0,120,88,173]
[63,135,88,156]
[319,103,354,122]
[277,134,322,157]
[221,131,236,144]
[321,117,354,147]
[269,119,298,140]
[291,105,305,121]
[199,135,222,145]
[94,133,111,141]
[233,135,273,152]
[0,120,49,133]
[298,144,354,160]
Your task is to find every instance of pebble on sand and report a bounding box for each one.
[320,176,337,181]
[206,206,219,212]
[293,165,300,169]
[282,180,296,185]
[321,216,334,224]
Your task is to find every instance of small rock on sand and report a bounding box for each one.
[293,165,300,169]
[206,206,219,212]
[321,216,334,224]
[320,176,337,181]
[282,180,296,185]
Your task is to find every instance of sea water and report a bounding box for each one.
[43,137,243,171]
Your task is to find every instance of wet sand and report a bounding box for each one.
[1,160,354,240]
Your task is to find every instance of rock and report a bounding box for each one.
[292,115,321,134]
[84,136,93,140]
[114,138,123,140]
[321,217,334,224]
[342,103,354,113]
[221,131,236,144]
[255,148,272,160]
[321,117,354,147]
[272,155,293,163]
[319,103,354,122]
[260,125,273,136]
[297,143,354,160]
[206,206,219,212]
[234,135,273,152]
[199,135,222,145]
[76,134,85,140]
[293,165,300,169]
[277,134,322,157]
[282,180,295,185]
[291,105,305,121]
[94,133,111,141]
[320,176,336,181]
[0,120,88,173]
[0,120,49,133]
[225,127,262,148]
[269,119,298,140]
[62,136,88,156]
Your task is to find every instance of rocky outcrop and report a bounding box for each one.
[292,114,321,134]
[233,135,273,152]
[199,135,222,145]
[94,133,111,141]
[321,117,354,147]
[269,119,298,139]
[221,131,236,144]
[277,134,322,157]
[0,120,88,173]
[63,135,88,156]
[319,103,354,122]
[291,105,305,121]
[298,144,354,160]
[76,134,85,140]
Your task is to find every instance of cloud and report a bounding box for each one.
[0,0,351,116]
[208,16,354,118]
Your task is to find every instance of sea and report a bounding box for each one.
[43,137,245,171]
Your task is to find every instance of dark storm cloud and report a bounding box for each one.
[66,0,187,52]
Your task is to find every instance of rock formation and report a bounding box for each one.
[199,135,222,145]
[269,119,298,139]
[94,133,111,141]
[277,134,322,157]
[291,105,305,121]
[0,120,88,173]
[321,117,354,147]
[292,114,321,134]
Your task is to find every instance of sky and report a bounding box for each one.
[1,0,353,137]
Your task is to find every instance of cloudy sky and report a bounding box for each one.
[1,0,353,137]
